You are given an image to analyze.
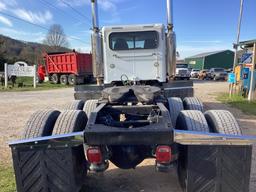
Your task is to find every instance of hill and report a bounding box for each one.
[0,34,70,71]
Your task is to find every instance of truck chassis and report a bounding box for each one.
[9,85,255,192]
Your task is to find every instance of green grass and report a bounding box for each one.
[0,77,70,92]
[0,165,16,192]
[217,93,256,115]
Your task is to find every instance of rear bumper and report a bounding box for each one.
[85,126,173,145]
[9,129,256,150]
[175,74,190,78]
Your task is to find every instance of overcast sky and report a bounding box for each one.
[0,0,255,58]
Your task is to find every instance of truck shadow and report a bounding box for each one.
[80,162,182,192]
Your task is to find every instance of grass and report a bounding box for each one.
[0,77,70,92]
[217,93,256,116]
[0,165,16,192]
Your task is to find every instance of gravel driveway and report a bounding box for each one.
[0,81,255,192]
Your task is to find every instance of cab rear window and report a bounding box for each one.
[109,31,158,50]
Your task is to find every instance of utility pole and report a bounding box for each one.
[230,0,244,97]
[233,0,244,72]
[248,43,256,101]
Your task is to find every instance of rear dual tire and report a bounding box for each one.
[19,110,88,192]
[51,74,77,85]
[60,75,68,85]
[83,99,98,118]
[183,97,203,112]
[168,97,203,126]
[51,74,59,84]
[176,110,250,192]
[65,100,85,110]
[68,74,76,85]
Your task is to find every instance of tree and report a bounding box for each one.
[43,24,69,51]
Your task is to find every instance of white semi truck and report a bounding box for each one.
[175,63,191,80]
[9,1,256,192]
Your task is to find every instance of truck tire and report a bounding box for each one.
[52,110,87,135]
[167,97,184,127]
[204,110,242,135]
[83,99,98,118]
[65,100,85,110]
[183,97,203,112]
[60,74,68,85]
[23,110,60,139]
[51,73,59,84]
[176,110,209,132]
[176,110,251,192]
[176,110,210,191]
[68,74,76,85]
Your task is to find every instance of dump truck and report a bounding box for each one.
[9,1,256,192]
[38,52,93,85]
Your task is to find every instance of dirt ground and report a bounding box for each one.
[0,81,256,192]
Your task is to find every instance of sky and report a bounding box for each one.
[0,0,255,59]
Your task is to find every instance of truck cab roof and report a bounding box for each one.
[102,24,165,33]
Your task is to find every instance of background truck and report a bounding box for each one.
[175,63,191,80]
[208,68,228,81]
[9,1,256,192]
[38,51,93,85]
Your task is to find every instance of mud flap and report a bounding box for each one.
[186,145,252,192]
[163,81,194,99]
[11,145,85,192]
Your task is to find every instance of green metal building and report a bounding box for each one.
[185,50,234,70]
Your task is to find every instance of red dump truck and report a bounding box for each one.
[38,52,93,85]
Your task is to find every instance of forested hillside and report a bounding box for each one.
[0,34,70,71]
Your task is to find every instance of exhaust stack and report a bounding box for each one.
[166,0,176,79]
[167,0,173,31]
[91,0,103,85]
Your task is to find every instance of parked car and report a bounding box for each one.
[190,69,200,78]
[209,68,228,80]
[198,69,210,80]
[225,68,233,73]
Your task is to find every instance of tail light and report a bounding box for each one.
[86,147,102,164]
[156,145,172,164]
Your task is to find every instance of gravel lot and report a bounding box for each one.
[0,81,256,192]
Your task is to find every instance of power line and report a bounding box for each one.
[38,0,90,25]
[0,11,90,45]
[58,0,91,22]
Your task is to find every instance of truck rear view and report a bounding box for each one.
[8,1,256,192]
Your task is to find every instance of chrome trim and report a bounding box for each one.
[9,132,84,149]
[164,86,192,90]
[174,130,256,146]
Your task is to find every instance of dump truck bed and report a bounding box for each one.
[45,52,93,75]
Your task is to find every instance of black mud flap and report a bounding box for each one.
[163,81,194,99]
[186,145,252,192]
[11,145,85,192]
[74,85,103,101]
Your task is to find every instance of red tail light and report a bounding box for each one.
[86,147,102,164]
[156,146,172,164]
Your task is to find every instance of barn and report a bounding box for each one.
[185,50,234,70]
